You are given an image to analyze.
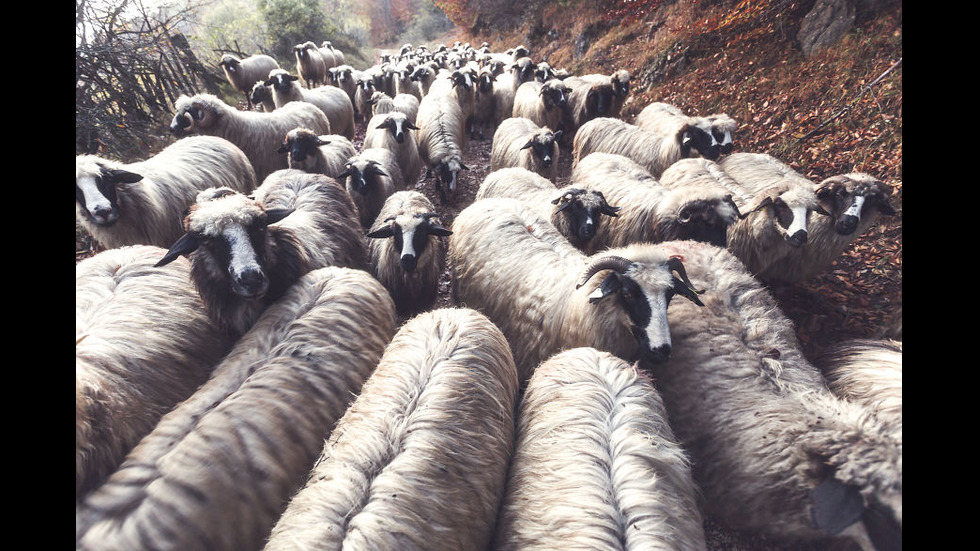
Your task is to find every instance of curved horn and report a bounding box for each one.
[576,256,633,289]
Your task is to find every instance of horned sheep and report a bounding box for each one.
[265,69,356,140]
[717,152,830,276]
[338,148,403,229]
[757,172,896,284]
[476,167,619,251]
[572,116,718,179]
[511,78,570,137]
[75,135,258,250]
[294,41,327,88]
[415,89,469,205]
[76,245,235,502]
[634,101,737,159]
[277,127,357,179]
[449,197,705,382]
[262,307,518,551]
[491,347,706,550]
[643,238,902,551]
[75,266,398,551]
[218,53,280,109]
[155,171,366,337]
[490,116,562,182]
[364,110,424,185]
[169,93,331,183]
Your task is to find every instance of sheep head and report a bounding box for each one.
[744,186,830,247]
[678,124,720,161]
[170,94,221,135]
[657,195,741,247]
[815,173,896,236]
[551,188,620,243]
[432,158,468,205]
[277,128,328,168]
[367,212,452,272]
[521,129,561,168]
[249,82,272,106]
[574,254,704,364]
[75,158,144,226]
[265,70,300,93]
[376,113,419,144]
[540,80,569,109]
[339,159,389,196]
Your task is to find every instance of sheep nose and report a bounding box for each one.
[835,215,859,236]
[90,205,118,224]
[580,220,596,240]
[233,268,269,298]
[643,344,672,365]
[394,132,405,144]
[400,254,418,272]
[703,146,721,161]
[787,229,808,247]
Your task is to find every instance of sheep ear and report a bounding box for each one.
[812,204,831,216]
[427,224,453,237]
[742,196,773,218]
[601,204,621,217]
[521,140,534,150]
[277,142,289,154]
[809,478,866,536]
[265,208,293,224]
[366,225,395,239]
[876,201,896,216]
[460,162,469,171]
[553,129,563,140]
[106,168,144,184]
[587,273,621,304]
[287,74,299,82]
[405,121,420,130]
[155,233,200,267]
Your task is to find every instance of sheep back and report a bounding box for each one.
[815,338,902,428]
[220,54,280,100]
[490,116,560,182]
[263,307,518,551]
[572,117,690,179]
[492,347,706,551]
[75,266,398,551]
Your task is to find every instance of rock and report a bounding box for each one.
[797,0,856,57]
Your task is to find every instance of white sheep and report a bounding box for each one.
[364,110,424,186]
[644,238,902,550]
[757,172,896,283]
[261,307,517,551]
[155,171,367,337]
[415,89,469,205]
[293,41,327,88]
[815,338,902,431]
[317,41,339,71]
[477,167,620,251]
[449,197,705,382]
[609,69,631,117]
[265,68,355,140]
[353,71,378,122]
[490,116,562,182]
[169,93,331,183]
[560,73,616,140]
[572,116,717,179]
[218,53,280,109]
[276,127,356,179]
[75,245,234,502]
[469,66,497,140]
[491,347,706,550]
[248,81,276,112]
[365,190,452,317]
[368,90,420,124]
[337,148,402,229]
[491,58,536,126]
[512,78,571,137]
[320,40,345,66]
[409,63,439,97]
[717,152,830,276]
[327,64,358,106]
[75,266,398,551]
[634,101,737,159]
[76,135,257,250]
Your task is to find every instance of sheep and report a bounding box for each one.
[248,81,276,112]
[477,167,620,251]
[363,110,425,185]
[75,266,398,551]
[815,338,902,429]
[639,238,902,551]
[327,64,358,106]
[561,74,617,140]
[294,41,327,88]
[218,53,280,109]
[490,116,562,182]
[491,347,706,550]
[317,41,339,71]
[415,90,469,205]
[757,172,896,283]
[470,66,497,140]
[573,117,718,179]
[265,68,356,140]
[321,40,345,66]
[261,307,518,551]
[512,78,570,136]
[353,72,378,121]
[570,153,742,252]
[277,127,357,179]
[368,90,420,124]
[449,197,705,382]
[337,148,402,229]
[491,59,536,127]
[634,101,737,159]
[409,63,439,97]
[169,93,331,183]
[75,245,235,502]
[609,69,631,117]
[155,171,367,337]
[717,152,830,275]
[392,62,423,100]
[428,67,479,137]
[76,135,258,250]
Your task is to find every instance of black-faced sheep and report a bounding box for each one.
[634,101,737,159]
[512,78,570,136]
[570,153,741,252]
[155,172,366,337]
[248,81,276,112]
[261,307,517,551]
[169,93,331,183]
[364,110,424,186]
[265,69,355,140]
[365,191,451,317]
[338,148,402,229]
[75,266,398,551]
[368,90,420,124]
[353,72,378,122]
[560,73,616,140]
[277,127,357,179]
[757,172,896,283]
[476,167,619,251]
[328,64,358,106]
[76,135,257,250]
[643,238,902,551]
[449,197,705,382]
[469,66,497,140]
[218,53,280,109]
[717,152,830,276]
[609,69,631,117]
[293,41,327,88]
[76,245,235,502]
[409,63,439,97]
[490,116,562,182]
[415,89,469,205]
[491,347,706,550]
[320,41,345,66]
[572,117,718,179]
[492,58,537,127]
